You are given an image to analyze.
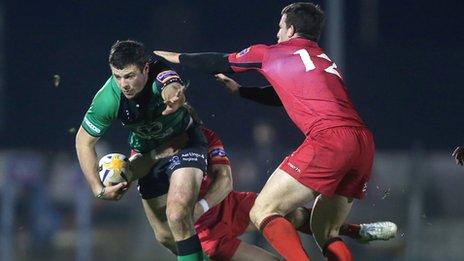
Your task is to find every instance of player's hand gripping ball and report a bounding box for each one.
[98,153,132,186]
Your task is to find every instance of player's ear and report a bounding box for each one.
[288,25,296,38]
[143,63,149,74]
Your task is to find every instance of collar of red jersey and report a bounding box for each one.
[283,37,319,47]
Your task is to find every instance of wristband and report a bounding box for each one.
[198,199,210,213]
[96,187,106,199]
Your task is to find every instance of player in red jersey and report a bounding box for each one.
[145,126,395,260]
[155,2,374,260]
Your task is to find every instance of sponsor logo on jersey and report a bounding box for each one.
[135,122,175,140]
[209,148,226,158]
[362,182,368,193]
[84,117,101,134]
[287,162,301,173]
[181,152,205,159]
[236,47,250,58]
[168,156,181,170]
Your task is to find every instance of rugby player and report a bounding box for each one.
[155,2,375,260]
[75,40,208,261]
[145,125,396,260]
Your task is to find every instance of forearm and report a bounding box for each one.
[238,86,283,106]
[179,52,233,74]
[194,164,233,222]
[202,165,233,207]
[75,128,103,195]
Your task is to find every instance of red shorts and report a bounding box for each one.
[279,127,374,199]
[195,191,257,260]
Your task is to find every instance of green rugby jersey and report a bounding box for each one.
[81,60,191,153]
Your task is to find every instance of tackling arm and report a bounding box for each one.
[194,164,233,222]
[215,73,282,106]
[153,51,232,74]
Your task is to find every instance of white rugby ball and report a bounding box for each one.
[98,153,132,186]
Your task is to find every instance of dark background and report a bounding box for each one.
[2,0,463,151]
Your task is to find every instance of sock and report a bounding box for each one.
[295,207,313,235]
[339,224,361,239]
[260,214,310,261]
[176,234,204,261]
[323,237,352,261]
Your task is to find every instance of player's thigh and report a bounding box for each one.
[310,194,353,248]
[230,242,279,261]
[167,167,203,206]
[251,168,318,224]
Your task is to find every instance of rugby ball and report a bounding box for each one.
[98,153,132,186]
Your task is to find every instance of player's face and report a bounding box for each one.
[277,14,291,43]
[111,64,149,99]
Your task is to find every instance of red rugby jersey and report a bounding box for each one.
[228,37,365,136]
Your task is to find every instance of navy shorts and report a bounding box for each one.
[138,125,208,199]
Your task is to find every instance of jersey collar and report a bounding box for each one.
[283,37,319,47]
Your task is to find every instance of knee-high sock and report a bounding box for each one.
[260,214,311,261]
[323,237,352,261]
[176,234,204,261]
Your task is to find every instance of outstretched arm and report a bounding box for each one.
[155,44,266,74]
[215,73,282,107]
[154,51,232,74]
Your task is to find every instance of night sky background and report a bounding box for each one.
[2,0,463,151]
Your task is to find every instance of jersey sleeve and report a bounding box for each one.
[227,44,268,73]
[81,79,119,137]
[238,86,282,106]
[201,127,230,166]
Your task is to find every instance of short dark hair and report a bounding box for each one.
[281,2,325,41]
[108,40,149,70]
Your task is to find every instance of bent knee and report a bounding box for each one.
[249,203,264,225]
[285,207,310,228]
[249,202,282,228]
[166,205,191,224]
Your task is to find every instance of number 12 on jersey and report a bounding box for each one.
[294,49,342,79]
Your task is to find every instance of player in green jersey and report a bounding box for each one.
[75,40,207,261]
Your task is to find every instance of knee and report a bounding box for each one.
[249,204,262,226]
[249,201,275,228]
[285,207,310,228]
[166,204,191,225]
